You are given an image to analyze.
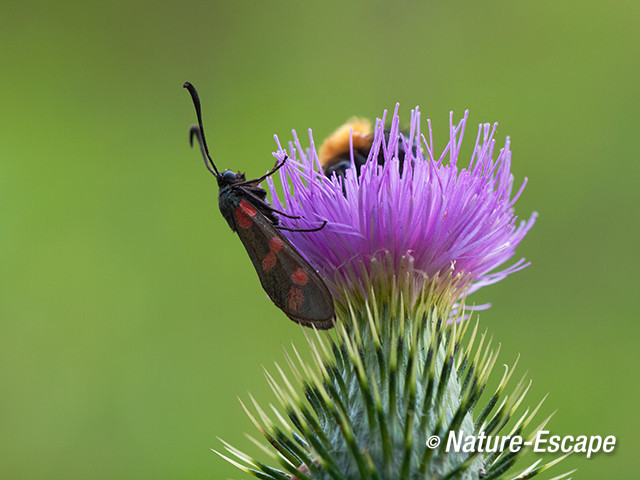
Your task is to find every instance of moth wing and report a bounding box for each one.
[231,198,335,329]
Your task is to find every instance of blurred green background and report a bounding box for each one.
[1,1,638,478]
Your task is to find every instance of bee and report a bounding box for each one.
[318,117,411,181]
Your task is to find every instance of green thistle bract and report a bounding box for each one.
[217,289,571,480]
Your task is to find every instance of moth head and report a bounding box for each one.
[217,170,246,186]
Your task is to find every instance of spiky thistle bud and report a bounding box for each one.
[216,107,572,480]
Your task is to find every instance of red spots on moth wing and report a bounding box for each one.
[287,286,304,311]
[261,252,277,272]
[234,206,253,230]
[291,267,308,286]
[269,236,284,253]
[261,236,285,272]
[239,200,258,216]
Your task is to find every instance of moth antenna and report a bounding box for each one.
[183,82,219,176]
[189,126,217,177]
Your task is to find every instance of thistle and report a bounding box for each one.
[216,107,573,479]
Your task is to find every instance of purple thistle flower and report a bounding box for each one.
[266,105,536,311]
[216,103,569,480]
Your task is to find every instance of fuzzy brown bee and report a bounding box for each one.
[318,118,410,181]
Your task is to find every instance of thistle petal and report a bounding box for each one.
[266,107,535,312]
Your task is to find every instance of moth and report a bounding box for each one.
[183,82,334,329]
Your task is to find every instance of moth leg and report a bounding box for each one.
[265,205,300,220]
[276,220,327,233]
[237,156,288,186]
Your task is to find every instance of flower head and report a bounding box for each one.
[267,105,536,312]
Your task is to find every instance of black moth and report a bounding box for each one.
[183,82,334,329]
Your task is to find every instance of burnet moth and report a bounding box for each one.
[183,82,335,329]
